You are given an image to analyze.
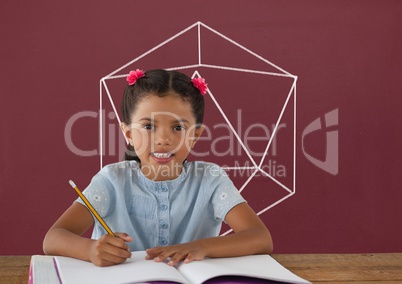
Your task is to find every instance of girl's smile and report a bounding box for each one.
[151,152,174,163]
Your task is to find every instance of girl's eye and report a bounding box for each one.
[143,124,154,130]
[173,125,186,131]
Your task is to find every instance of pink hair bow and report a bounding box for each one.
[192,77,208,95]
[126,69,145,85]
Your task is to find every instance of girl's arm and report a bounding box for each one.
[43,202,132,266]
[145,202,273,266]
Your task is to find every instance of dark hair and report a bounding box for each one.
[121,69,205,161]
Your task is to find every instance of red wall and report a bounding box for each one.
[1,1,401,255]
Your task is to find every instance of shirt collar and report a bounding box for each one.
[129,161,188,191]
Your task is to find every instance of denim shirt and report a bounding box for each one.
[76,160,245,251]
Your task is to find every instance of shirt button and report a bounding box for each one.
[160,204,168,211]
[160,223,168,229]
[162,187,168,192]
[160,239,168,246]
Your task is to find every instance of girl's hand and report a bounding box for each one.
[145,241,206,266]
[88,232,133,267]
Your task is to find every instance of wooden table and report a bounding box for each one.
[273,254,402,283]
[1,254,401,284]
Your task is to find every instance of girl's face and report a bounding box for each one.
[121,93,204,181]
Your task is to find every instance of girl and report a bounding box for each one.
[43,69,273,267]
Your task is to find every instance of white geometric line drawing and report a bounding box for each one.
[99,22,298,230]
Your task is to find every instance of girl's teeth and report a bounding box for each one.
[153,153,172,158]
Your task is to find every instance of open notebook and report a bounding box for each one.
[30,251,310,284]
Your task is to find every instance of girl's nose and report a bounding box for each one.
[154,128,172,146]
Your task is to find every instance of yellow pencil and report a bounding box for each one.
[69,180,115,237]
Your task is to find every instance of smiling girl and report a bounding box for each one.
[43,69,273,267]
